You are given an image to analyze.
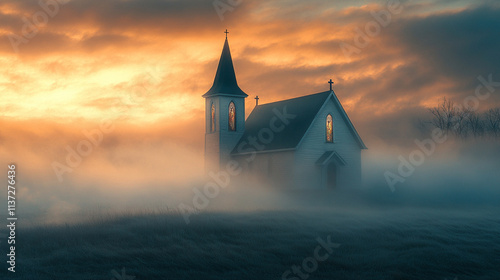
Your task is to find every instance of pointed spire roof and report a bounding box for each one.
[203,37,248,98]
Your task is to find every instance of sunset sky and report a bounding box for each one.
[1,0,499,219]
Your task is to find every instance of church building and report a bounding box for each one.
[203,34,366,189]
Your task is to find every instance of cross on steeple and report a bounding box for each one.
[328,79,334,91]
[255,96,259,106]
[225,29,229,38]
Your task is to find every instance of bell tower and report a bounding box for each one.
[203,31,247,172]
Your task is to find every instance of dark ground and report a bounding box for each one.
[3,204,500,280]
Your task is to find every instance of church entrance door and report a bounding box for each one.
[327,163,337,188]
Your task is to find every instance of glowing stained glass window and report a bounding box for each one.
[210,103,216,133]
[326,114,333,142]
[228,102,236,131]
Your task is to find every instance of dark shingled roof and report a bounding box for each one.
[232,91,331,154]
[232,90,367,155]
[203,38,248,98]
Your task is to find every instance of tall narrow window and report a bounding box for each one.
[228,102,236,131]
[210,103,216,133]
[326,114,333,142]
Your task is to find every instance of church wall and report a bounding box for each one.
[293,94,362,189]
[254,151,294,187]
[232,150,294,187]
[267,151,295,187]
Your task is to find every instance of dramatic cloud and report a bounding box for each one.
[391,4,500,91]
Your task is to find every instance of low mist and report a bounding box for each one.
[1,119,499,226]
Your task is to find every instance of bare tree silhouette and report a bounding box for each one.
[429,98,456,133]
[426,98,500,139]
[484,108,500,137]
[466,110,484,137]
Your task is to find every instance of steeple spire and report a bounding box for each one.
[203,33,247,98]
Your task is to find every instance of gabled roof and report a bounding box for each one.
[203,38,248,98]
[232,91,330,154]
[231,90,366,155]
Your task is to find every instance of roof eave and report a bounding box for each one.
[231,147,296,156]
[202,90,248,98]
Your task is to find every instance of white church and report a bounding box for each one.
[204,35,366,189]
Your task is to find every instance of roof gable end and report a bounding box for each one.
[296,91,366,150]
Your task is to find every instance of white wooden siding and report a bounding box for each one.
[293,94,362,189]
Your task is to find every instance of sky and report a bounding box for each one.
[1,0,499,221]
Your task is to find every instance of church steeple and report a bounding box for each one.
[203,32,247,172]
[203,35,248,98]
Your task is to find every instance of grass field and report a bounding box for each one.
[5,201,500,280]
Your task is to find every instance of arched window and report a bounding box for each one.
[228,102,236,131]
[210,103,216,133]
[326,114,333,142]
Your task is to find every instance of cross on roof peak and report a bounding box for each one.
[225,29,229,38]
[328,79,334,91]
